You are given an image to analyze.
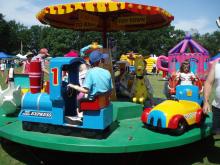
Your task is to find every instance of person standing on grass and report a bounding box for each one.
[203,53,220,135]
[31,48,50,75]
[22,51,34,74]
[0,60,6,77]
[31,48,50,87]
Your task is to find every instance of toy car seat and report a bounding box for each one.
[175,85,203,105]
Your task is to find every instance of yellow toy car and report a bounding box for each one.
[141,85,205,135]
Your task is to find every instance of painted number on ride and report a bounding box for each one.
[51,67,59,86]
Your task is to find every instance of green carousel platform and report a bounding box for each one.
[0,102,212,153]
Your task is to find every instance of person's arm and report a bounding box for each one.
[42,68,49,75]
[67,84,89,94]
[175,72,180,80]
[22,62,25,73]
[191,72,196,79]
[41,58,49,75]
[203,62,216,114]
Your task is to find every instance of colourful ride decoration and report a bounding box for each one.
[36,0,174,47]
[29,59,42,93]
[64,50,79,57]
[18,57,113,134]
[80,42,103,57]
[157,34,210,80]
[14,74,30,94]
[145,55,157,74]
[119,52,142,73]
[120,52,141,65]
[157,55,168,72]
[167,74,179,95]
[115,61,134,97]
[131,56,153,105]
[0,67,22,115]
[141,85,205,135]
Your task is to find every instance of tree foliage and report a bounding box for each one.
[0,13,219,58]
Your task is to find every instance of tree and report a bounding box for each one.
[0,14,11,53]
[0,12,219,58]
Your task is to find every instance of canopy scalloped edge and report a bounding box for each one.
[36,0,174,31]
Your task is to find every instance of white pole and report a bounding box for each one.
[20,41,23,54]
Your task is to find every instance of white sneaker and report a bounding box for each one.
[77,112,83,118]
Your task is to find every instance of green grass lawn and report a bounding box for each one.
[0,69,219,165]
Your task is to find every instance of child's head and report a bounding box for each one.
[180,60,190,73]
[89,50,109,67]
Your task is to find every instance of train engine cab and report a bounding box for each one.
[18,57,113,135]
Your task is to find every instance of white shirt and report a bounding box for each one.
[212,62,220,108]
[79,64,88,86]
[0,63,6,70]
[176,72,196,85]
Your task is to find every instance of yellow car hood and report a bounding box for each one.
[152,100,201,116]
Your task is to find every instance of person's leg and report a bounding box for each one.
[1,70,3,77]
[212,106,220,134]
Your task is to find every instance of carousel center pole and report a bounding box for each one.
[102,20,117,100]
[102,31,107,49]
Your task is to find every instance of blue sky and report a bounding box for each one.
[1,0,219,34]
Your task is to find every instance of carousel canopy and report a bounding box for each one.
[36,0,174,32]
[168,34,209,55]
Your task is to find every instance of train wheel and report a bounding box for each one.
[22,121,32,131]
[38,123,49,133]
[81,130,97,138]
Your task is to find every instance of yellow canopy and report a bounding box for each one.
[37,0,174,32]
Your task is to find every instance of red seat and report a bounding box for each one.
[79,92,111,111]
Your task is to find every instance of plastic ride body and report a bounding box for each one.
[29,59,42,93]
[18,57,113,137]
[141,85,205,135]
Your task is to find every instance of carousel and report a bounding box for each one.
[0,0,212,153]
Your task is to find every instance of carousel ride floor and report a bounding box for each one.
[0,102,212,153]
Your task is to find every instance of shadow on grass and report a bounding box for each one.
[1,136,220,165]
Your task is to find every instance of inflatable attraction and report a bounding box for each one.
[145,55,157,74]
[157,34,210,80]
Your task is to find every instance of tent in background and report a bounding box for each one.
[0,52,13,59]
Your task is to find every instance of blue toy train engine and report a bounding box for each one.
[18,57,113,138]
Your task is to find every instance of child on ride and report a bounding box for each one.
[176,60,197,85]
